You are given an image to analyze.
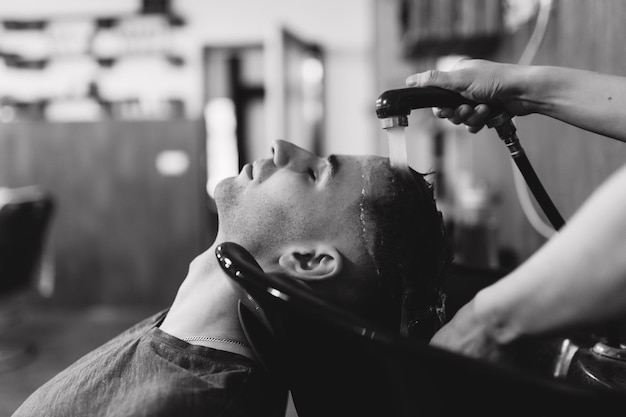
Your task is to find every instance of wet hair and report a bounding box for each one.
[360,165,452,341]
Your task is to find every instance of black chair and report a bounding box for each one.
[0,186,55,372]
[216,241,626,417]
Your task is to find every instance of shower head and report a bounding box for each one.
[375,87,510,129]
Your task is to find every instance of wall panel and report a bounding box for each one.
[0,120,213,308]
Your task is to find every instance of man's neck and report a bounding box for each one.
[159,243,254,359]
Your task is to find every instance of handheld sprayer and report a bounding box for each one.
[375,86,565,231]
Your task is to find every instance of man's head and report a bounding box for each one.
[214,140,450,340]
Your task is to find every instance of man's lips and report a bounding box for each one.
[241,159,273,181]
[253,159,274,181]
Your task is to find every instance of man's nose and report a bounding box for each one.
[272,139,314,170]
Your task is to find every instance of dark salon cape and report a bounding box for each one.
[12,310,287,417]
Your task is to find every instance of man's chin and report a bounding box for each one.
[213,179,236,213]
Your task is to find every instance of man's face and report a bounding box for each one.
[214,140,388,260]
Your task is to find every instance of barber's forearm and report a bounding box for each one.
[474,164,626,344]
[523,66,626,142]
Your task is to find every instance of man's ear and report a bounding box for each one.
[278,243,343,281]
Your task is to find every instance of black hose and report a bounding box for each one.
[510,152,566,231]
[493,120,565,231]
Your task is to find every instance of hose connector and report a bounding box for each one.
[486,112,523,158]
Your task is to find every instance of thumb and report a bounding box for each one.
[406,69,456,90]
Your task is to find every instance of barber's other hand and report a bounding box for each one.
[429,297,504,362]
[406,59,532,133]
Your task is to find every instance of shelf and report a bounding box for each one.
[399,0,504,58]
[1,12,185,31]
[0,11,189,121]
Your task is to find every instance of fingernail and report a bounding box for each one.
[439,108,452,118]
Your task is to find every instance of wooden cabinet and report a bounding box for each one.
[0,120,213,308]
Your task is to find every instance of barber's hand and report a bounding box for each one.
[429,297,504,362]
[406,59,532,133]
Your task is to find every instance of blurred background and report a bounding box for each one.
[2,0,626,414]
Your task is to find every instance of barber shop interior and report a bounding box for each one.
[3,0,626,415]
